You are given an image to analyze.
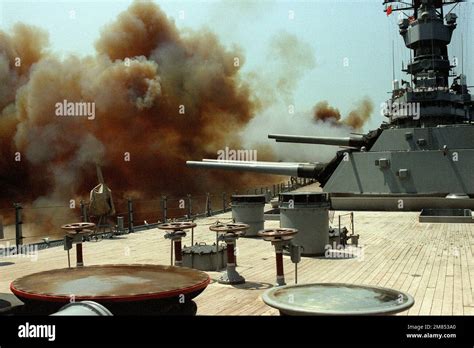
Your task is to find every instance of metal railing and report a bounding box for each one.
[0,178,316,252]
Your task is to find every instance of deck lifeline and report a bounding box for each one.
[0,206,473,315]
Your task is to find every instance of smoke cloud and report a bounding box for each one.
[0,1,275,216]
[268,31,316,104]
[312,101,341,124]
[246,31,316,107]
[243,98,374,163]
[243,106,358,163]
[0,1,375,239]
[313,97,374,130]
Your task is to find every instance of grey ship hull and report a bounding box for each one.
[330,195,474,211]
[322,126,474,210]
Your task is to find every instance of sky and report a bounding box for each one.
[0,0,472,132]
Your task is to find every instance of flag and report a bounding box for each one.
[387,5,393,16]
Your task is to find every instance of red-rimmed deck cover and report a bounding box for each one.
[10,264,210,303]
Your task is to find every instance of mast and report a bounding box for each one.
[383,0,472,127]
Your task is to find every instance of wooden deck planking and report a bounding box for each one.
[1,209,473,316]
[431,245,449,315]
[407,225,443,315]
[360,218,414,287]
[461,236,473,310]
[391,227,427,316]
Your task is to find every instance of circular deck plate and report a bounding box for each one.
[10,264,210,303]
[65,229,93,237]
[262,283,414,316]
[61,222,96,232]
[209,223,249,233]
[258,228,298,241]
[158,222,197,231]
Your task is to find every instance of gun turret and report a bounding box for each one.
[268,134,366,148]
[186,160,326,179]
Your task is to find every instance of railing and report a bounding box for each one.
[0,178,316,252]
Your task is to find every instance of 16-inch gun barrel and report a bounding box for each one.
[186,160,326,179]
[268,134,366,147]
[202,159,305,166]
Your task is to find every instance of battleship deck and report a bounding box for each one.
[1,205,473,315]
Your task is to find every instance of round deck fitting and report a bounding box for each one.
[209,222,249,234]
[61,222,96,267]
[218,231,245,242]
[10,264,210,315]
[262,283,415,316]
[158,222,196,267]
[209,223,249,285]
[158,222,197,231]
[258,228,298,286]
[164,230,187,240]
[63,229,94,238]
[258,228,298,242]
[61,222,96,233]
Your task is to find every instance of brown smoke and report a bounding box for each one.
[0,0,278,222]
[312,97,374,130]
[344,98,374,129]
[312,101,341,124]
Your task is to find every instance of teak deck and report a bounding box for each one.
[1,207,473,315]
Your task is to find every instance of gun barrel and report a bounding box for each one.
[202,159,306,166]
[268,134,366,147]
[186,161,325,179]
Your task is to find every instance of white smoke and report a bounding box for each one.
[242,105,354,163]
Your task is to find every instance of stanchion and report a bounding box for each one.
[158,222,196,266]
[258,228,298,286]
[210,222,249,285]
